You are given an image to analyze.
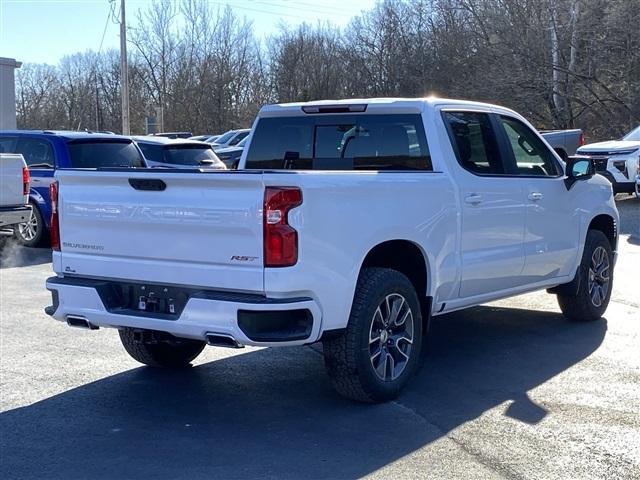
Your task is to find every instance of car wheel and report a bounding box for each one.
[557,230,613,321]
[15,204,48,248]
[323,267,423,403]
[119,328,206,368]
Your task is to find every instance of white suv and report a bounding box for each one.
[578,126,640,195]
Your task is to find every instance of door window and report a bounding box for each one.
[498,116,560,176]
[0,137,17,153]
[443,111,504,174]
[15,138,55,168]
[229,131,249,145]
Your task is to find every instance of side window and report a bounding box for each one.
[0,137,17,153]
[229,131,249,146]
[15,138,55,168]
[499,116,560,177]
[443,111,504,175]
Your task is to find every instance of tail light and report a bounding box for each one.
[579,132,585,146]
[263,187,302,267]
[50,181,60,251]
[22,166,30,196]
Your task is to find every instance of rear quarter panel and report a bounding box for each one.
[263,171,459,332]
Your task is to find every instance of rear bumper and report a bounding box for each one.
[0,205,31,228]
[45,276,322,347]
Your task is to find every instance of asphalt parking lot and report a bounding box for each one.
[1,196,638,480]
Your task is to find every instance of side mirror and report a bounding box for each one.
[564,155,594,190]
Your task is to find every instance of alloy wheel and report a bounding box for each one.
[369,293,414,381]
[588,246,610,308]
[18,211,38,242]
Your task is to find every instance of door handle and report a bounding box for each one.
[464,193,483,205]
[528,192,544,201]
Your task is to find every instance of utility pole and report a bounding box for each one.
[119,0,130,135]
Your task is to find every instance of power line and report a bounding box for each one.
[207,1,315,21]
[250,0,355,18]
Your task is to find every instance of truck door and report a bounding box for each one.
[494,114,579,280]
[442,110,527,298]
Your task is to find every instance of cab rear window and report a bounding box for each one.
[67,140,145,168]
[245,114,431,170]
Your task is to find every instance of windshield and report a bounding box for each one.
[215,131,236,144]
[67,140,145,168]
[623,126,640,141]
[163,145,221,166]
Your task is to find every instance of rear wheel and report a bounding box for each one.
[323,268,423,403]
[557,230,613,321]
[119,328,206,368]
[15,204,48,248]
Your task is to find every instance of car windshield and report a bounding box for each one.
[162,145,221,166]
[67,140,145,168]
[622,126,640,141]
[215,131,236,144]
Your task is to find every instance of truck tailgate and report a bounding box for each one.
[0,154,27,206]
[55,170,265,293]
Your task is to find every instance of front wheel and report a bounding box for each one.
[557,230,613,321]
[119,328,206,368]
[323,268,423,403]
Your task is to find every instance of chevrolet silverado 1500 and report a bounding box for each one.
[45,98,619,402]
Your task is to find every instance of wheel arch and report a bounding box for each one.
[588,214,617,251]
[359,239,432,322]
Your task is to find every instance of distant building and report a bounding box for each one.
[0,57,21,130]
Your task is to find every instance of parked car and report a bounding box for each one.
[188,134,219,142]
[214,136,247,169]
[0,130,145,246]
[151,132,193,139]
[211,128,250,150]
[45,97,618,403]
[540,129,584,160]
[0,153,31,234]
[133,136,226,170]
[577,125,640,194]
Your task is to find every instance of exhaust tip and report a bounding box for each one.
[66,315,99,330]
[205,332,243,349]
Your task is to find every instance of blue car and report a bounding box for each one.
[0,130,145,247]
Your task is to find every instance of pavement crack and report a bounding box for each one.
[391,400,525,480]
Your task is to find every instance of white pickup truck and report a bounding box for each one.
[45,98,619,402]
[0,153,31,233]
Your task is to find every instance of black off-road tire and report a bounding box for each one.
[322,268,423,403]
[557,230,613,322]
[119,328,206,368]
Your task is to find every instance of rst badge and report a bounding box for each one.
[230,255,258,262]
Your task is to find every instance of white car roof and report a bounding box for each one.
[132,136,211,146]
[258,97,515,117]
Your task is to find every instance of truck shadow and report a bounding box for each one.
[0,306,606,479]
